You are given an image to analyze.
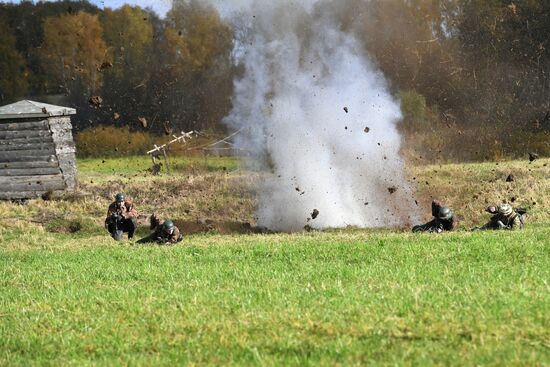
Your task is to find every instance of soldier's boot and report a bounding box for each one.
[127,218,138,240]
[112,230,124,241]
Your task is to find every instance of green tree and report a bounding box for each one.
[452,0,550,126]
[0,16,29,103]
[152,1,234,132]
[353,0,462,114]
[39,11,108,95]
[0,1,101,97]
[100,5,155,124]
[102,5,153,81]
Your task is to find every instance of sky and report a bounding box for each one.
[1,0,253,17]
[88,0,172,16]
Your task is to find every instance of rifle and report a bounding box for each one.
[109,213,125,241]
[107,213,123,231]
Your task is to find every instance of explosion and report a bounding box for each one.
[222,0,418,231]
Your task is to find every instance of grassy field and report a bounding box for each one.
[1,156,549,365]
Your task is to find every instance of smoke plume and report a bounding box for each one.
[223,0,418,232]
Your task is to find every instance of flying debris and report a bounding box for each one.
[89,95,103,108]
[138,117,148,128]
[164,121,173,135]
[98,61,113,72]
[311,209,320,220]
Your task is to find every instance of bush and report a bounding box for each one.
[75,126,154,157]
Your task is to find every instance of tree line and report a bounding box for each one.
[0,0,234,135]
[1,0,549,159]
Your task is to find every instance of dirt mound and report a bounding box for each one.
[174,220,271,235]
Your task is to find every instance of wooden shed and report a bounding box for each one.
[0,100,77,200]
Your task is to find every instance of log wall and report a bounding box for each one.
[0,116,77,199]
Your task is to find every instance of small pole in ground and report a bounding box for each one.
[162,147,170,174]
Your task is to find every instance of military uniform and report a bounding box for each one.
[412,200,459,233]
[105,199,138,240]
[153,225,183,244]
[137,220,183,245]
[480,204,524,230]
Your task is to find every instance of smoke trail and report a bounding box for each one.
[223,0,418,232]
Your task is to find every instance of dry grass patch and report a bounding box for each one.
[0,156,549,236]
[411,158,550,228]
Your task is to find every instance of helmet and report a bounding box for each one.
[437,206,453,221]
[498,203,513,216]
[115,193,125,203]
[163,220,174,230]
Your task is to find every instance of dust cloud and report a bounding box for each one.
[222,0,418,231]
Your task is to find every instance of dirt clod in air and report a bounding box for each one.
[364,127,370,133]
[311,209,319,220]
[164,121,173,135]
[343,107,349,113]
[138,117,148,128]
[388,186,398,194]
[89,95,103,108]
[113,112,120,120]
[98,61,113,72]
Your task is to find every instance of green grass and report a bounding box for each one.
[77,155,240,176]
[1,227,549,365]
[1,156,550,365]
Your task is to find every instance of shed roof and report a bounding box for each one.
[0,100,76,120]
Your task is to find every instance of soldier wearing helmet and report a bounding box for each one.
[137,215,183,245]
[479,203,525,230]
[412,200,459,233]
[105,193,138,240]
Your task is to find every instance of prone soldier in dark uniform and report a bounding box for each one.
[105,193,138,241]
[476,203,525,230]
[137,216,183,245]
[412,200,459,233]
